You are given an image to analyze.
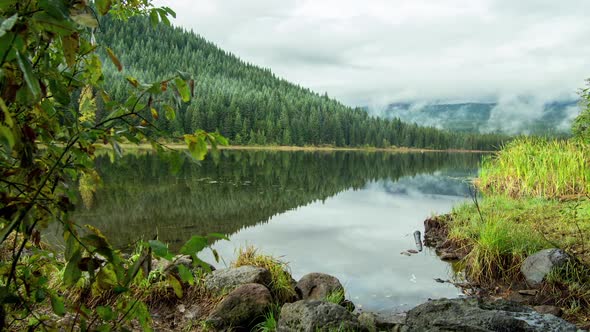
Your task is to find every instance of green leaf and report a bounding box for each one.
[148,240,173,260]
[187,137,207,161]
[95,0,112,15]
[72,12,98,28]
[50,294,66,317]
[149,10,159,27]
[164,105,176,121]
[167,275,183,298]
[0,0,18,12]
[105,47,122,72]
[176,265,194,285]
[39,0,69,19]
[0,14,17,38]
[32,12,75,35]
[208,233,230,241]
[158,9,171,26]
[174,78,190,102]
[64,249,82,286]
[16,51,41,100]
[96,306,114,321]
[179,235,208,257]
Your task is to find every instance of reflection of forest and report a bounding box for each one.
[73,150,481,249]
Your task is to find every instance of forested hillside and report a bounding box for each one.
[97,16,507,150]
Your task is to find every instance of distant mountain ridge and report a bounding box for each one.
[379,100,579,135]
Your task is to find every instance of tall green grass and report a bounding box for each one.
[478,138,589,198]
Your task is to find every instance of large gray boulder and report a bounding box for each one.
[278,300,362,332]
[204,265,271,293]
[405,297,580,331]
[206,283,272,330]
[295,273,344,301]
[521,248,570,287]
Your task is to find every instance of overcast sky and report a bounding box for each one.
[154,0,590,108]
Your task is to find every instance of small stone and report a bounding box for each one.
[407,249,419,254]
[439,251,460,261]
[177,304,186,313]
[278,300,361,331]
[204,265,272,293]
[534,305,562,317]
[521,249,570,287]
[400,251,411,256]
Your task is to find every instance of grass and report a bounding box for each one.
[442,137,590,327]
[254,306,280,332]
[324,288,345,305]
[478,137,589,198]
[232,246,297,304]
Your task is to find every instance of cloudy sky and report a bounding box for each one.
[155,0,590,108]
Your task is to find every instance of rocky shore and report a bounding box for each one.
[150,246,584,331]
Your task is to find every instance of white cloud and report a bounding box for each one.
[154,0,590,107]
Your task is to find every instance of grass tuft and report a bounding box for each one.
[324,288,345,305]
[478,137,589,198]
[232,246,297,304]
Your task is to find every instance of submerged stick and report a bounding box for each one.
[414,230,423,252]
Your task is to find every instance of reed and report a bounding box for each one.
[477,138,589,198]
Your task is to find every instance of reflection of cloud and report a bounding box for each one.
[202,172,472,312]
[375,174,474,198]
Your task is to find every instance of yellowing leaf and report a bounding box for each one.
[106,47,122,71]
[150,107,159,120]
[164,105,175,121]
[61,33,79,67]
[168,275,183,298]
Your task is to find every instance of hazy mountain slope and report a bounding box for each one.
[381,101,579,135]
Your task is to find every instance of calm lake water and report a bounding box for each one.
[71,150,482,313]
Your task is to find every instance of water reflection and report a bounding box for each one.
[66,150,481,312]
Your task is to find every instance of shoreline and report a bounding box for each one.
[109,143,494,154]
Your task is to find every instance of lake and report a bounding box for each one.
[70,149,482,313]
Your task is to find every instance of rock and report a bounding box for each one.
[207,283,272,330]
[400,251,412,256]
[278,300,361,332]
[358,312,378,332]
[295,273,344,301]
[359,312,407,331]
[439,251,461,261]
[534,305,562,317]
[204,265,271,293]
[521,248,570,287]
[405,297,579,331]
[407,249,419,254]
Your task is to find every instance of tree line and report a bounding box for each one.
[97,16,508,150]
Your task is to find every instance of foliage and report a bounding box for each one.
[477,138,590,198]
[573,80,590,143]
[324,289,346,305]
[0,0,225,329]
[449,196,590,281]
[233,246,297,304]
[254,305,280,332]
[96,16,509,151]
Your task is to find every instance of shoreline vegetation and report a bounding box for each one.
[426,137,590,329]
[110,142,495,154]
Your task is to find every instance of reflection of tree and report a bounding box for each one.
[73,151,481,249]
